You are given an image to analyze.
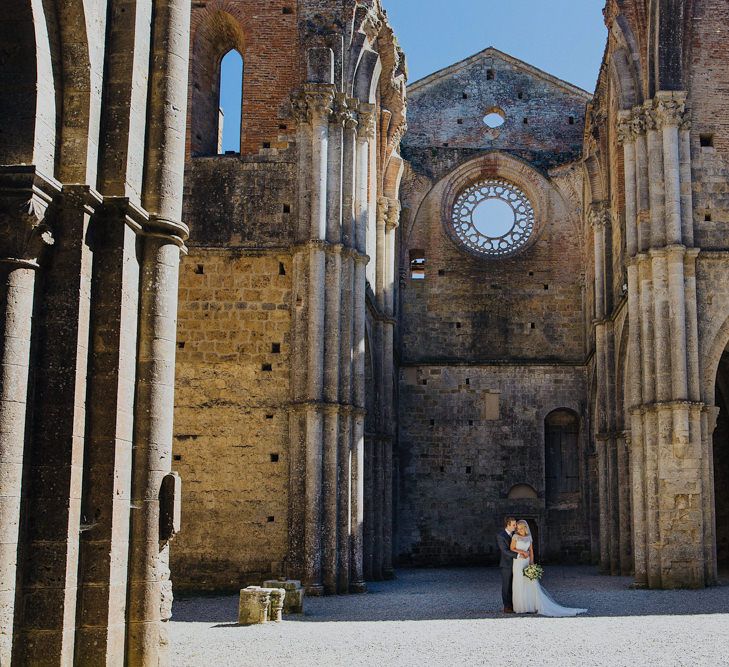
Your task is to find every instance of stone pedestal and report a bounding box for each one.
[238,588,271,625]
[263,579,305,615]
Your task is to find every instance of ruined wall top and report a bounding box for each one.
[402,47,591,178]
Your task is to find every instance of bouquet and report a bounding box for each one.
[523,564,544,581]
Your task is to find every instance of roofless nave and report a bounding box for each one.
[1,1,728,664]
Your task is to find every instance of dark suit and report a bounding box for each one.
[496,529,517,608]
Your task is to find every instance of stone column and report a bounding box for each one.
[382,199,399,580]
[655,92,685,246]
[589,202,614,573]
[627,92,708,588]
[352,104,374,587]
[645,102,666,249]
[0,168,57,665]
[630,109,650,254]
[127,0,189,661]
[75,199,144,665]
[337,108,358,593]
[15,185,100,664]
[350,253,367,591]
[617,112,639,258]
[293,81,337,595]
[127,231,185,666]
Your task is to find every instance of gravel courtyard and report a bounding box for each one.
[170,567,729,667]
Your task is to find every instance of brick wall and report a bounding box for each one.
[188,1,300,157]
[397,365,590,565]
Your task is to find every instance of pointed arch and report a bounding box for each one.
[218,48,244,154]
[189,9,246,156]
[0,0,57,174]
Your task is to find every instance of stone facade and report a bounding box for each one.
[172,0,407,596]
[3,0,729,664]
[0,0,189,663]
[397,48,593,568]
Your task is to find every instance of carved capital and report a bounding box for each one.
[642,102,659,132]
[0,167,61,266]
[587,201,611,229]
[616,111,634,146]
[385,198,401,230]
[630,107,647,137]
[357,103,377,141]
[653,92,688,129]
[292,84,335,126]
[330,93,351,127]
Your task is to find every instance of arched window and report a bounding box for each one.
[545,409,580,501]
[218,49,243,154]
[507,484,538,500]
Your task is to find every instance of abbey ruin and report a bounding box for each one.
[1,0,728,663]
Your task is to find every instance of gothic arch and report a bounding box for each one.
[702,313,729,405]
[55,0,94,183]
[609,15,644,110]
[0,0,57,173]
[189,8,247,156]
[353,49,382,104]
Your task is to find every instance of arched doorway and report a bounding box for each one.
[714,351,729,573]
[544,409,581,561]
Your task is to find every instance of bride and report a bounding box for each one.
[510,520,587,617]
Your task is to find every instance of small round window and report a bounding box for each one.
[450,179,535,258]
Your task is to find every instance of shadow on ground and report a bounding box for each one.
[171,566,729,624]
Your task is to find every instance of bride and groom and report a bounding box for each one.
[497,516,587,617]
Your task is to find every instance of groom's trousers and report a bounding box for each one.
[501,566,513,608]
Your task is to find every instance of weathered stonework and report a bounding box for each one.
[3,1,729,662]
[398,48,593,567]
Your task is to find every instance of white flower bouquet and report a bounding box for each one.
[524,564,544,581]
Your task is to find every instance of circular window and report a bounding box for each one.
[450,179,535,258]
[483,109,506,128]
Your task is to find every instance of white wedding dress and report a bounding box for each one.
[512,534,587,617]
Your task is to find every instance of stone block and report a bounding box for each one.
[238,587,271,625]
[262,579,304,614]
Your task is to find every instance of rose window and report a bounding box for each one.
[450,179,535,257]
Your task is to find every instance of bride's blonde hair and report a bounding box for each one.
[517,520,531,535]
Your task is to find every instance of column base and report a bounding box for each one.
[305,583,324,597]
[349,580,367,594]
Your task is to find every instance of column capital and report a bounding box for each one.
[385,198,401,230]
[357,103,377,141]
[292,84,336,125]
[587,200,610,228]
[331,93,354,127]
[616,111,635,146]
[0,166,62,266]
[629,106,648,137]
[653,91,688,129]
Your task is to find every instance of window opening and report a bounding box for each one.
[218,49,243,154]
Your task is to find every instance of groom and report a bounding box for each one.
[496,516,527,613]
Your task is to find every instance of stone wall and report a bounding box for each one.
[173,249,292,589]
[397,47,592,567]
[397,364,590,565]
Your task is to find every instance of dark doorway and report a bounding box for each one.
[544,409,582,561]
[714,352,729,572]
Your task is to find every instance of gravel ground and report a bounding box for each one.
[170,566,729,667]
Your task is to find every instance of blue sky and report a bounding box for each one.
[219,1,607,152]
[384,0,607,92]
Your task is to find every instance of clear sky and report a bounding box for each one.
[219,1,608,152]
[384,0,607,93]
